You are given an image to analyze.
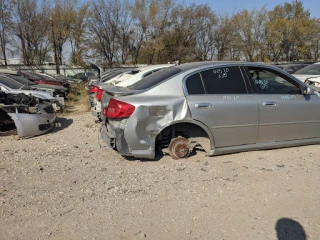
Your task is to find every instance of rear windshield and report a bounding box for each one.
[295,64,320,75]
[127,69,140,75]
[34,73,53,80]
[0,76,28,89]
[102,70,129,82]
[20,71,39,79]
[127,67,182,90]
[4,74,35,85]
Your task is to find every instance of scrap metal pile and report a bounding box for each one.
[0,91,57,138]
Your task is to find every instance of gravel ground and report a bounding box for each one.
[1,112,320,240]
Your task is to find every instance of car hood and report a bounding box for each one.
[292,74,320,82]
[7,89,57,100]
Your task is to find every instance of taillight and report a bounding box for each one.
[103,98,135,119]
[89,85,99,93]
[96,88,104,101]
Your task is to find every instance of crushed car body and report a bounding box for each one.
[0,91,57,138]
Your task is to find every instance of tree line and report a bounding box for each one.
[0,0,319,68]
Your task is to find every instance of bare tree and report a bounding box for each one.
[232,8,267,62]
[193,10,217,61]
[69,2,90,66]
[87,0,122,66]
[12,0,50,65]
[0,0,14,66]
[130,0,174,64]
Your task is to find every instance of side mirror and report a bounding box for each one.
[303,86,313,95]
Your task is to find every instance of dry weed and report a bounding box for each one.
[61,82,90,115]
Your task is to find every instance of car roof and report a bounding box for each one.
[174,61,247,71]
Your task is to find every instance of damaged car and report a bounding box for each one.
[0,91,57,138]
[0,74,65,109]
[91,64,173,121]
[293,62,320,91]
[101,61,320,160]
[0,70,68,99]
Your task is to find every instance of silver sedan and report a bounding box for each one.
[101,62,320,160]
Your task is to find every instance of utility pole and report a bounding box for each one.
[50,17,60,74]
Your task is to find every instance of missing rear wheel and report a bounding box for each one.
[168,136,190,160]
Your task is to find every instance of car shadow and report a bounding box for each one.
[52,117,73,133]
[124,147,203,162]
[276,218,306,240]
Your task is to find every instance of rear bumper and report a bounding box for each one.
[101,124,155,159]
[90,102,101,119]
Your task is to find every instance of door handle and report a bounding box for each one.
[195,103,212,108]
[262,102,278,107]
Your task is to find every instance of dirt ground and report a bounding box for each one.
[1,112,320,240]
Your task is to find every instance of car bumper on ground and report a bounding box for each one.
[8,112,56,138]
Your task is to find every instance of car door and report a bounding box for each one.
[245,66,320,143]
[185,66,259,148]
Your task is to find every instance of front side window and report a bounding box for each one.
[200,66,247,94]
[248,67,301,94]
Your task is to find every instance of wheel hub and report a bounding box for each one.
[168,137,190,160]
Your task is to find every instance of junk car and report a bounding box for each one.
[100,61,320,160]
[0,91,57,138]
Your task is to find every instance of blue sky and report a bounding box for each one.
[181,0,320,18]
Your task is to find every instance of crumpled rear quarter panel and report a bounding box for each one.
[118,75,192,154]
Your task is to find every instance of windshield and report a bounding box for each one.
[295,63,320,75]
[128,67,181,90]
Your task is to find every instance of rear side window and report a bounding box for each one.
[128,68,181,90]
[185,73,205,94]
[201,66,247,94]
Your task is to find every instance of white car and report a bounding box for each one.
[108,64,174,87]
[293,62,320,90]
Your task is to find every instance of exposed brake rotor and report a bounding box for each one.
[168,136,190,160]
